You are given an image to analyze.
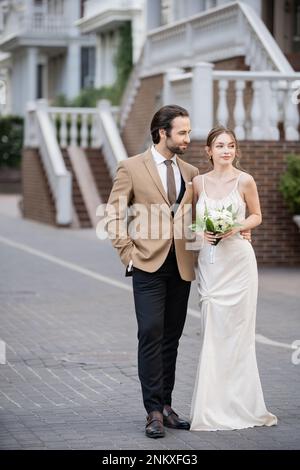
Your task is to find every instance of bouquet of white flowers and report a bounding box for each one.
[190,203,241,263]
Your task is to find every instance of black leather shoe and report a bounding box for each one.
[145,411,165,438]
[163,405,190,430]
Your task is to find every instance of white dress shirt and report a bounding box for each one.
[151,145,182,199]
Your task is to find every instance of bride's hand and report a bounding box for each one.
[217,227,240,240]
[240,229,252,242]
[204,231,218,245]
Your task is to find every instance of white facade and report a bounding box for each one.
[146,0,262,30]
[145,0,299,64]
[77,0,146,88]
[119,1,299,140]
[0,0,96,115]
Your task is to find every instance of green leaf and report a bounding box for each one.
[205,218,215,232]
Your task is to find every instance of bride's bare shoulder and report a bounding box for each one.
[239,171,255,184]
[193,172,211,194]
[193,171,212,182]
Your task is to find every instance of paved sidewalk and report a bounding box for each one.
[0,208,299,450]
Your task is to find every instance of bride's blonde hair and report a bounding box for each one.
[206,126,242,169]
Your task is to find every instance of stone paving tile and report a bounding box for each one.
[0,213,299,450]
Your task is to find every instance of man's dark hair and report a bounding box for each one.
[150,105,189,144]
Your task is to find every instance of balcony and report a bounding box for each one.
[0,7,72,51]
[142,2,293,75]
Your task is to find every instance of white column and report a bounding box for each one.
[110,31,118,85]
[146,0,161,31]
[65,41,81,100]
[103,33,109,86]
[27,47,38,103]
[191,62,214,139]
[44,58,49,99]
[187,0,204,16]
[163,68,183,105]
[95,33,103,88]
[131,10,145,64]
[64,0,81,37]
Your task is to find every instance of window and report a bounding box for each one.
[81,47,95,89]
[37,63,44,99]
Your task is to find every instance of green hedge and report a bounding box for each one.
[279,154,300,214]
[0,116,24,168]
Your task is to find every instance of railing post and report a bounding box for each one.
[163,68,183,105]
[57,173,72,226]
[216,79,229,127]
[191,62,214,140]
[24,101,38,147]
[284,81,300,141]
[234,80,246,139]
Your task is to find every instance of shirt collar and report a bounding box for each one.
[151,145,178,166]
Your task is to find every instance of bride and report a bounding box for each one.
[190,126,277,431]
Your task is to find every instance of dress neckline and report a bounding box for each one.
[202,173,242,202]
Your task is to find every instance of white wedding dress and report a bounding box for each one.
[190,174,277,431]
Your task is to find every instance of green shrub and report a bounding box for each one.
[0,116,24,168]
[53,22,133,108]
[279,154,300,214]
[71,86,120,107]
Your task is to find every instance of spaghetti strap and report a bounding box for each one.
[234,172,242,190]
[202,175,207,196]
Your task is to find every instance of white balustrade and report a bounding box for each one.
[142,1,292,76]
[97,100,128,178]
[164,67,300,141]
[49,108,101,149]
[24,99,127,225]
[25,100,72,225]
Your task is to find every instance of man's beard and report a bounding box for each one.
[166,142,187,155]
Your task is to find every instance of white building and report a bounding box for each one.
[77,0,146,88]
[145,0,300,70]
[0,0,96,115]
[117,0,300,144]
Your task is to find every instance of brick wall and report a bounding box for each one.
[22,148,56,226]
[121,74,164,157]
[186,140,300,265]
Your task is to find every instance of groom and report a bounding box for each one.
[106,105,199,438]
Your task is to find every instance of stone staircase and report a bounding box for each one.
[85,148,112,203]
[61,147,112,228]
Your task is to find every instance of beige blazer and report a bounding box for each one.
[106,148,199,281]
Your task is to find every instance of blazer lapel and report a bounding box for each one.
[143,149,169,205]
[174,157,193,217]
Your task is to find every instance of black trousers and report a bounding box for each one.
[132,250,191,414]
